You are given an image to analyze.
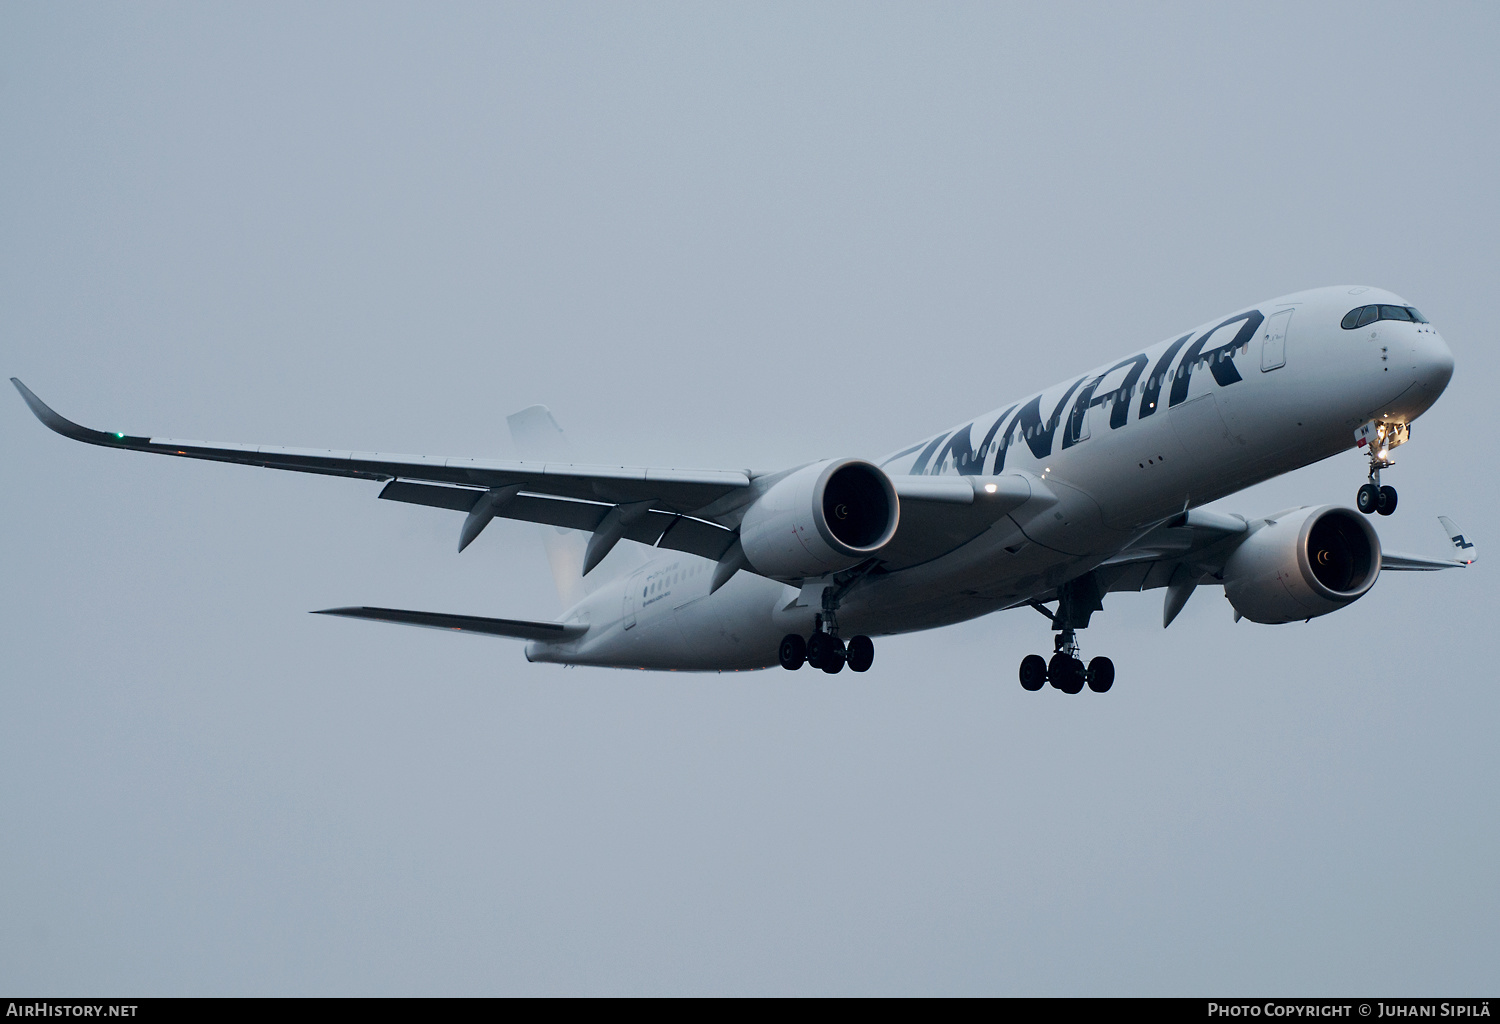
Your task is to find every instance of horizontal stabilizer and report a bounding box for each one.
[312,606,588,641]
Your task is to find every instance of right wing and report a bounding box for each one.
[312,606,588,641]
[1381,516,1477,571]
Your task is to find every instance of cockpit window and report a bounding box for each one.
[1342,304,1428,329]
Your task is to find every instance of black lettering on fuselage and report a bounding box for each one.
[1063,353,1150,448]
[929,422,975,476]
[1167,310,1263,407]
[1139,333,1193,420]
[894,310,1266,473]
[910,432,951,474]
[972,403,1018,474]
[989,406,1025,474]
[1014,377,1086,461]
[929,401,1021,476]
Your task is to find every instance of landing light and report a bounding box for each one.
[984,484,997,494]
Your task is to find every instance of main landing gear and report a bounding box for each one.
[1018,629,1114,694]
[779,631,874,674]
[1355,420,1407,517]
[1017,573,1115,694]
[778,572,876,674]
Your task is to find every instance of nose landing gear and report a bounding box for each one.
[1354,420,1407,516]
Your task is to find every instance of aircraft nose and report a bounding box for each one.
[1417,331,1455,396]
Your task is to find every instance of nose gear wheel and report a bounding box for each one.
[1355,420,1407,516]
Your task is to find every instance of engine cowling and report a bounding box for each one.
[739,458,899,579]
[1221,505,1381,624]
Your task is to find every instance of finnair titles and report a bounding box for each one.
[13,285,1474,692]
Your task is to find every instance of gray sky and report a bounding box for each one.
[2,2,1496,995]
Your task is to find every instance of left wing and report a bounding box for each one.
[11,379,749,512]
[12,378,752,563]
[13,379,1041,575]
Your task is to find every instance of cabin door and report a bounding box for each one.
[1261,309,1292,371]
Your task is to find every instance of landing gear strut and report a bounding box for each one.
[1356,420,1406,516]
[1016,574,1116,694]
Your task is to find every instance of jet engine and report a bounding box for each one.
[738,458,899,579]
[1221,505,1381,624]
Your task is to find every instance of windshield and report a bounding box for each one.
[1341,304,1430,329]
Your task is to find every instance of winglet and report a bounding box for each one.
[1437,516,1477,565]
[11,378,145,448]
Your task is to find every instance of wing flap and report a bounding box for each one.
[313,606,588,641]
[376,480,738,561]
[1380,552,1470,571]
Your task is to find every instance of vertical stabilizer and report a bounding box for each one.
[507,405,649,608]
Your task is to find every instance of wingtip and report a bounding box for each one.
[10,379,142,446]
[11,377,65,430]
[11,376,44,411]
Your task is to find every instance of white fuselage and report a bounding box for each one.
[526,286,1455,671]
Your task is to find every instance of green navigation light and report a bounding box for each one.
[115,432,125,439]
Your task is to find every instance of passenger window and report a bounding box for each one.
[1379,304,1412,322]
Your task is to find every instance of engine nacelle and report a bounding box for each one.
[739,458,899,579]
[1222,505,1381,624]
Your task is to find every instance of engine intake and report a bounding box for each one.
[739,459,899,579]
[1222,505,1381,624]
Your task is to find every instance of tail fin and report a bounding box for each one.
[505,405,649,608]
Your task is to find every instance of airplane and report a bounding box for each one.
[11,285,1476,692]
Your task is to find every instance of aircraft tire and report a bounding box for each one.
[1377,486,1398,516]
[779,634,806,670]
[820,639,846,674]
[1357,484,1379,514]
[846,635,874,673]
[806,632,831,670]
[1019,654,1047,691]
[1087,656,1115,693]
[1050,654,1085,694]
